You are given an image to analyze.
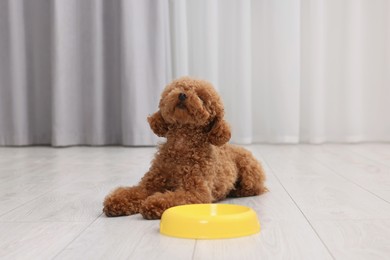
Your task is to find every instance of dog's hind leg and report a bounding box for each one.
[228,147,267,198]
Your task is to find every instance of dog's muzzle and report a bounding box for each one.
[176,93,187,109]
[178,93,187,101]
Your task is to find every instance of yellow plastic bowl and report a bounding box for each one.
[160,204,260,239]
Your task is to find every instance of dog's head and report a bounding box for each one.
[148,77,231,146]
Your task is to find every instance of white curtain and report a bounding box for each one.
[173,0,390,144]
[0,0,170,146]
[1,0,390,146]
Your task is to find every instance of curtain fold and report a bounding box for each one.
[0,0,389,146]
[51,0,171,146]
[0,0,171,146]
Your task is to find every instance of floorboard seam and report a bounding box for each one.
[191,240,197,260]
[301,147,390,205]
[258,148,336,260]
[52,213,104,259]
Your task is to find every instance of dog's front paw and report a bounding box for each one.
[103,187,141,217]
[103,201,128,217]
[103,197,132,217]
[139,193,171,220]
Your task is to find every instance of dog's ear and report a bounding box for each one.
[147,111,168,137]
[207,117,231,146]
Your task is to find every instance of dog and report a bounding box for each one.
[103,77,267,219]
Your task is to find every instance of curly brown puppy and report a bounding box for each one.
[103,77,267,219]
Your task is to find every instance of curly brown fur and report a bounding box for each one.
[103,77,267,219]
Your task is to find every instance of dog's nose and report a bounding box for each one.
[178,93,187,101]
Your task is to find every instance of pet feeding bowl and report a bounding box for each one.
[160,204,260,239]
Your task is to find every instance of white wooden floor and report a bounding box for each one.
[1,144,390,260]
